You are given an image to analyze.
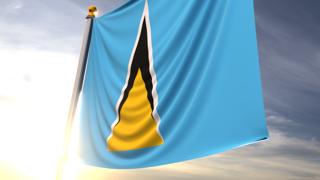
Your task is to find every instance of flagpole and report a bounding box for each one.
[56,6,97,180]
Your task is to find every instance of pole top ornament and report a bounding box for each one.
[87,6,98,18]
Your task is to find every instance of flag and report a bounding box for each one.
[79,0,268,169]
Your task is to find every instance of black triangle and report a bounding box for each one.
[117,18,155,124]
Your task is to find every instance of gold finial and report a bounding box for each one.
[87,6,98,18]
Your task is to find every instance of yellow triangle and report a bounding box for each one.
[107,69,164,151]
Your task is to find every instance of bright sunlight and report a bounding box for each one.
[0,49,79,180]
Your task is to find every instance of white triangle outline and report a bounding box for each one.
[107,0,164,149]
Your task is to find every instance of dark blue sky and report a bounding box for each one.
[0,0,319,179]
[256,0,320,140]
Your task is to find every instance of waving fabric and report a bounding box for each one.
[79,0,268,169]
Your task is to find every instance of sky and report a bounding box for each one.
[0,0,319,179]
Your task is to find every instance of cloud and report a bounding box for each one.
[4,0,23,13]
[255,0,320,139]
[0,0,129,54]
[0,1,85,53]
[65,114,320,180]
[2,114,318,180]
[0,1,319,179]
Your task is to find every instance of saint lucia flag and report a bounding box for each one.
[79,0,268,169]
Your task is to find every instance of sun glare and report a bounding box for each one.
[0,49,222,180]
[0,49,80,179]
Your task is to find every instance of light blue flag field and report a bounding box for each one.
[79,0,268,169]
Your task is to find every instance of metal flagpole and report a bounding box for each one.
[56,6,97,180]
